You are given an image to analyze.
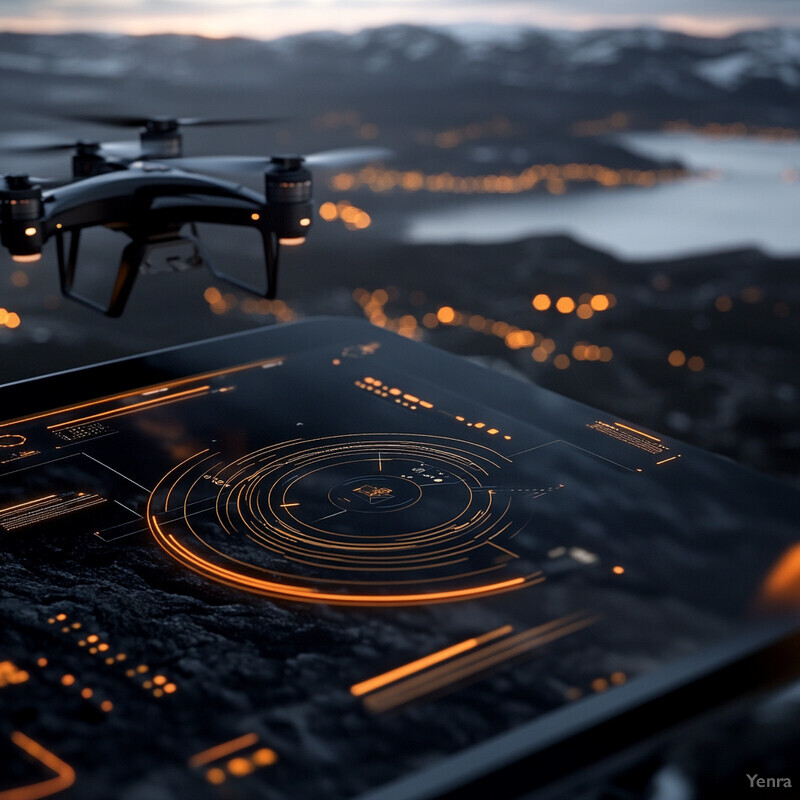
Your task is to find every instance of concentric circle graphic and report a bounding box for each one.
[147,434,546,605]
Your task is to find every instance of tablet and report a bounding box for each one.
[1,317,798,799]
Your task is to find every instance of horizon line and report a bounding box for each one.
[0,19,797,44]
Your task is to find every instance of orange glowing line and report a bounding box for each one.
[0,357,283,429]
[656,455,679,465]
[366,615,598,713]
[2,732,76,800]
[151,519,527,606]
[350,625,512,697]
[402,394,420,404]
[373,614,579,698]
[0,495,58,515]
[419,401,434,409]
[188,732,259,768]
[613,422,661,442]
[487,541,518,560]
[47,386,210,431]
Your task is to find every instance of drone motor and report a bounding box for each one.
[0,174,43,263]
[72,141,127,179]
[140,118,183,159]
[265,156,313,245]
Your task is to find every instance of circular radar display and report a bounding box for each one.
[147,434,543,605]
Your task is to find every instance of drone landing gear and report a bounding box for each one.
[204,226,280,301]
[55,225,280,317]
[56,229,146,317]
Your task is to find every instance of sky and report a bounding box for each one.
[1,0,799,40]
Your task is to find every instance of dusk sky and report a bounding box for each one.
[1,0,799,39]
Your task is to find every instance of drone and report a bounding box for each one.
[0,114,387,316]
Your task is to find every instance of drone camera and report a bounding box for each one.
[0,174,44,263]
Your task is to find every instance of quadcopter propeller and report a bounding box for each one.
[0,137,144,160]
[304,146,393,168]
[64,113,285,130]
[160,146,393,174]
[10,175,65,188]
[0,140,75,154]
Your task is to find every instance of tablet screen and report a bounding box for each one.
[1,318,797,800]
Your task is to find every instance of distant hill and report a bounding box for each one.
[0,25,799,107]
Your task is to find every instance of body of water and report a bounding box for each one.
[405,132,800,260]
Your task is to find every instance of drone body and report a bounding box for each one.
[0,115,385,316]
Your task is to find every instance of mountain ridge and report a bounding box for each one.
[1,24,800,98]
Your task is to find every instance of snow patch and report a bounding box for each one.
[568,39,620,66]
[365,53,391,73]
[437,23,528,48]
[695,52,757,89]
[0,52,48,73]
[57,57,130,78]
[405,36,439,61]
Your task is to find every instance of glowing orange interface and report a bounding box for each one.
[1,319,797,800]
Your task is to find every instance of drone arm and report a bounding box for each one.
[44,168,262,212]
[40,169,264,238]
